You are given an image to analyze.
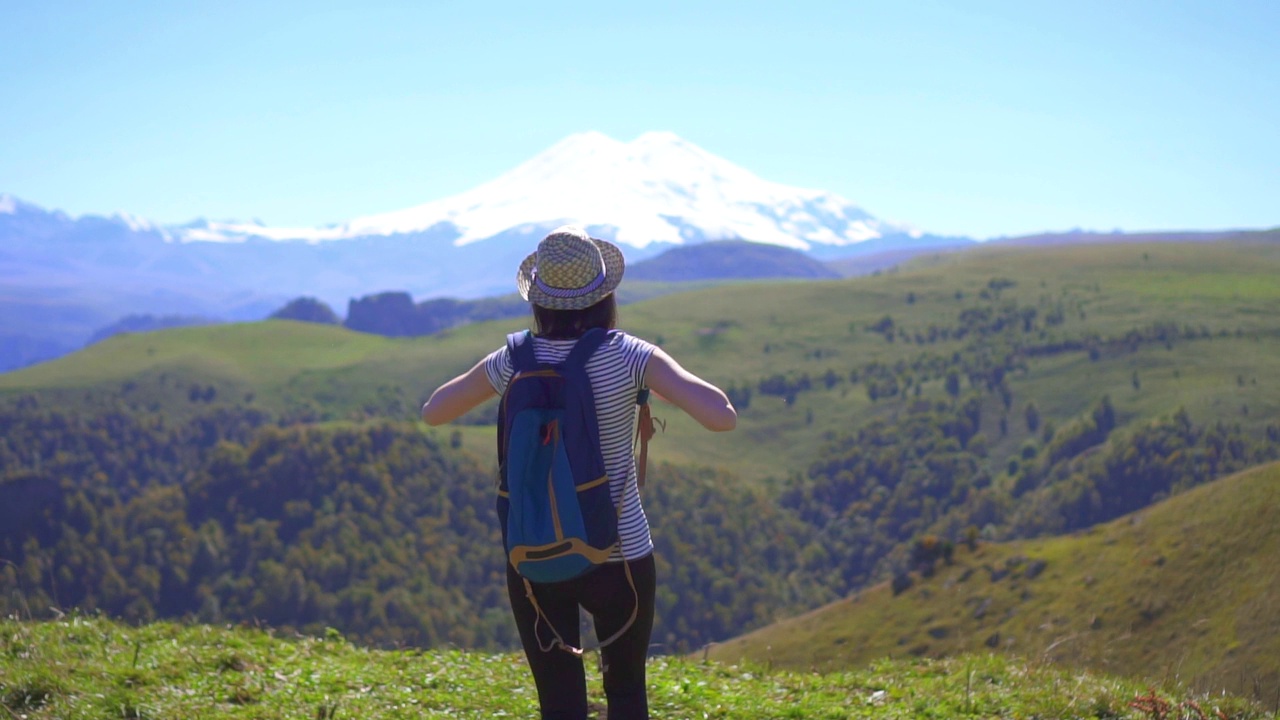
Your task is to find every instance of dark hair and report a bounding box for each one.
[532,294,617,339]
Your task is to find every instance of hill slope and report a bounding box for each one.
[708,461,1280,698]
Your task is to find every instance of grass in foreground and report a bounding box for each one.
[1,616,1270,719]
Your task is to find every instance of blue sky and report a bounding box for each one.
[1,0,1276,239]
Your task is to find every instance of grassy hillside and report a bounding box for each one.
[631,238,1280,481]
[708,461,1280,700]
[3,239,1279,490]
[1,616,1269,719]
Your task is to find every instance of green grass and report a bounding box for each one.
[708,461,1280,702]
[0,616,1269,719]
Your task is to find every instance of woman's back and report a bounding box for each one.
[484,331,657,561]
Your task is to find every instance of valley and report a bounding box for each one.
[1,236,1278,698]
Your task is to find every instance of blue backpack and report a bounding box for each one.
[497,327,619,581]
[496,328,641,654]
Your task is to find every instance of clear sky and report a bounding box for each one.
[1,0,1276,239]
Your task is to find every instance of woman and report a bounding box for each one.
[421,225,736,720]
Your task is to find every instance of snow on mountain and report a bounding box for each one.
[0,194,168,237]
[111,211,167,235]
[176,131,921,250]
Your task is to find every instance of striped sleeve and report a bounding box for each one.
[483,346,513,396]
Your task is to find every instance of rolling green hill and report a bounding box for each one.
[4,237,1278,489]
[708,461,1280,700]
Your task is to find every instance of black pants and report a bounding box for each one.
[506,554,657,720]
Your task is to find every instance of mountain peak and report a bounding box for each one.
[170,133,921,249]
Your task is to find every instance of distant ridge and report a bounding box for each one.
[989,227,1280,247]
[627,240,840,282]
[87,314,219,345]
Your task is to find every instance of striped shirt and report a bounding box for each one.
[484,331,657,561]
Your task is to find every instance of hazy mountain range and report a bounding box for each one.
[5,131,1266,373]
[1,132,971,371]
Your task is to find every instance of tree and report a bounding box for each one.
[1024,401,1041,433]
[945,369,962,398]
[270,297,340,325]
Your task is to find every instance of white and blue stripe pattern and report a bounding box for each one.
[485,331,656,561]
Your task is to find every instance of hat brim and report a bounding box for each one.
[516,237,626,310]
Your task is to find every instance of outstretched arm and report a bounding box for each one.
[643,346,737,432]
[421,359,497,426]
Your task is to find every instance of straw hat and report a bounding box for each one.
[516,226,626,310]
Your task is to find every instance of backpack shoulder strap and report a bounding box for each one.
[563,327,610,373]
[506,330,537,372]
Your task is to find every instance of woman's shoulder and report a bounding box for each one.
[606,329,657,354]
[523,329,656,361]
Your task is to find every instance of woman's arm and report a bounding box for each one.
[421,359,497,426]
[642,346,737,432]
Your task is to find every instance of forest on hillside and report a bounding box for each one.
[0,402,829,651]
[1,389,1273,651]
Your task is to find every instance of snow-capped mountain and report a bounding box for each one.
[175,131,921,250]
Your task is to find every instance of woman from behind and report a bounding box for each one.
[421,225,736,720]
